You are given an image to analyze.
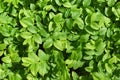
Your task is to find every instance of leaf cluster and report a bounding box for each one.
[0,0,120,80]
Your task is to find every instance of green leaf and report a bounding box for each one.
[38,27,49,38]
[102,52,111,62]
[0,1,4,13]
[38,49,49,61]
[2,56,11,63]
[85,43,95,50]
[0,13,12,24]
[63,2,72,8]
[66,18,73,30]
[67,34,79,41]
[52,32,67,40]
[73,18,84,29]
[105,63,112,74]
[65,60,84,69]
[107,0,116,7]
[83,0,91,7]
[90,12,109,30]
[30,4,35,10]
[72,71,79,80]
[55,0,61,6]
[97,0,105,3]
[85,25,97,35]
[20,17,34,28]
[0,69,5,79]
[43,38,53,49]
[27,26,37,33]
[83,55,93,60]
[70,50,82,60]
[48,21,54,32]
[85,50,95,55]
[95,39,106,52]
[92,72,108,80]
[54,40,64,51]
[26,74,35,80]
[85,66,93,72]
[15,74,22,80]
[80,34,90,42]
[0,51,4,57]
[112,7,119,18]
[33,34,42,44]
[53,13,64,23]
[39,61,49,77]
[9,73,22,80]
[98,27,107,36]
[30,63,40,76]
[109,55,118,64]
[10,52,21,62]
[4,0,19,7]
[22,57,33,67]
[0,43,6,50]
[44,5,52,11]
[72,60,84,69]
[20,32,32,39]
[71,8,82,19]
[28,53,39,62]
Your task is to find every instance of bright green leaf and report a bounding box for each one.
[107,0,116,7]
[83,0,91,7]
[73,18,84,29]
[43,38,53,49]
[33,34,42,44]
[2,56,11,63]
[20,17,34,28]
[22,57,33,67]
[30,63,40,76]
[20,32,32,39]
[0,43,6,50]
[54,40,64,51]
[105,63,112,74]
[38,49,49,61]
[39,61,49,77]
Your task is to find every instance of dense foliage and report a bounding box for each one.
[0,0,120,80]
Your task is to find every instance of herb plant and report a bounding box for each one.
[0,0,120,80]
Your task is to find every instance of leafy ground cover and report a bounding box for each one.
[0,0,120,80]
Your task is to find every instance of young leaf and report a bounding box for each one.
[73,18,84,29]
[83,0,91,7]
[107,0,116,7]
[72,71,79,80]
[105,63,112,74]
[43,38,53,49]
[20,17,34,28]
[39,62,49,77]
[38,49,49,61]
[27,26,37,33]
[30,63,40,76]
[71,8,82,19]
[2,56,11,63]
[54,40,64,51]
[48,21,54,32]
[33,34,42,44]
[63,2,72,8]
[20,32,32,39]
[22,57,33,67]
[0,43,6,50]
[55,0,61,6]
